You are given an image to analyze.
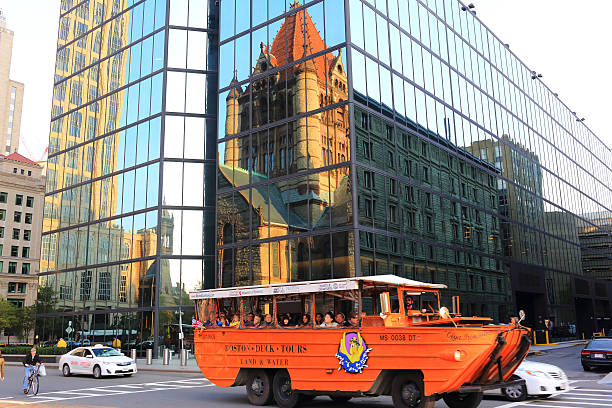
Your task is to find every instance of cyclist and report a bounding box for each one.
[23,347,41,394]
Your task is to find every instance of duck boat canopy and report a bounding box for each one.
[189,275,447,300]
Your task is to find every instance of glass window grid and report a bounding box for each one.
[352,0,607,204]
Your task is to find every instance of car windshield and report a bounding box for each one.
[92,348,123,357]
[585,339,612,350]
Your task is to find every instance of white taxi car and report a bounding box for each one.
[496,360,569,401]
[59,344,137,379]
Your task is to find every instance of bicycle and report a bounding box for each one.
[24,363,41,396]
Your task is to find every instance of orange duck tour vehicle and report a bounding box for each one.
[189,275,531,408]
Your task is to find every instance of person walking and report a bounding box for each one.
[0,348,5,381]
[23,348,41,393]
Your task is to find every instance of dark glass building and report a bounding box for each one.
[38,0,612,352]
[216,0,612,334]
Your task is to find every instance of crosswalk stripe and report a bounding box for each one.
[529,401,612,406]
[559,392,612,398]
[572,388,612,393]
[559,396,612,402]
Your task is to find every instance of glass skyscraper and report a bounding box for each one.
[39,0,612,352]
[39,0,216,355]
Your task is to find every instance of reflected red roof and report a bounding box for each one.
[269,2,336,82]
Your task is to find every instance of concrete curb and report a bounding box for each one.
[528,340,587,356]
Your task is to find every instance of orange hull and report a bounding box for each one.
[194,324,530,396]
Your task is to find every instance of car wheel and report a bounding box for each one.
[246,369,273,406]
[391,373,435,408]
[442,391,483,408]
[272,369,300,408]
[62,364,71,377]
[93,365,102,379]
[502,376,527,402]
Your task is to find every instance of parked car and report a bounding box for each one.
[59,344,137,379]
[581,338,612,371]
[489,360,569,401]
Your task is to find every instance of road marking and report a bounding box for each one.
[0,401,30,406]
[530,401,612,406]
[572,388,612,393]
[559,396,612,402]
[8,382,216,404]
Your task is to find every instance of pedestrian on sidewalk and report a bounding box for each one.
[0,348,5,381]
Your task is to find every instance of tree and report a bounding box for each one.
[0,298,17,333]
[19,305,37,343]
[35,286,58,343]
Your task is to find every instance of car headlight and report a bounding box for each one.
[525,370,549,378]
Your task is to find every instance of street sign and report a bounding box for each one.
[66,326,73,335]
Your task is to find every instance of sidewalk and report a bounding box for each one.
[529,339,587,355]
[4,356,202,374]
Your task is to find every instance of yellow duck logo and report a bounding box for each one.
[336,332,372,373]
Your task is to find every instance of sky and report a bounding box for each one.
[2,0,611,161]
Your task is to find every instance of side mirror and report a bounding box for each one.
[439,306,451,319]
[518,310,526,324]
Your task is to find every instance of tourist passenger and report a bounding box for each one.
[315,313,324,326]
[229,314,240,328]
[280,315,291,327]
[218,314,229,327]
[261,314,275,327]
[346,312,358,327]
[253,315,262,327]
[335,312,346,326]
[320,312,338,327]
[205,312,217,327]
[244,312,255,327]
[297,314,311,328]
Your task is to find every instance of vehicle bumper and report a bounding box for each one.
[103,365,137,375]
[525,377,569,395]
[582,357,612,368]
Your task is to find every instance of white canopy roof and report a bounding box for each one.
[189,275,447,300]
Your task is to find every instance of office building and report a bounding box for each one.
[38,0,216,354]
[216,0,612,332]
[0,153,45,342]
[40,0,612,351]
[0,10,24,155]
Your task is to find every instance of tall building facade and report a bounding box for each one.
[0,10,24,155]
[215,0,612,332]
[0,153,45,342]
[39,0,217,355]
[40,0,612,350]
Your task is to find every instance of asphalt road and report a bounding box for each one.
[0,346,609,408]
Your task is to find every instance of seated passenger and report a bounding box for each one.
[320,312,339,327]
[229,314,240,328]
[244,313,255,327]
[280,315,291,327]
[346,312,358,327]
[205,312,217,327]
[315,313,324,326]
[218,314,229,327]
[335,312,346,326]
[296,314,311,328]
[252,315,262,327]
[261,314,275,327]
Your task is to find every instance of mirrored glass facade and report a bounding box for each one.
[41,0,612,350]
[216,0,612,334]
[40,0,216,355]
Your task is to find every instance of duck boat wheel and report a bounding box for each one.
[190,275,531,408]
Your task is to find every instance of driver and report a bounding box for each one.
[405,296,415,311]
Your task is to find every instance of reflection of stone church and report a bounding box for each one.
[218,5,354,287]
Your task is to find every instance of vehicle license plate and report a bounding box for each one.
[593,353,605,359]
